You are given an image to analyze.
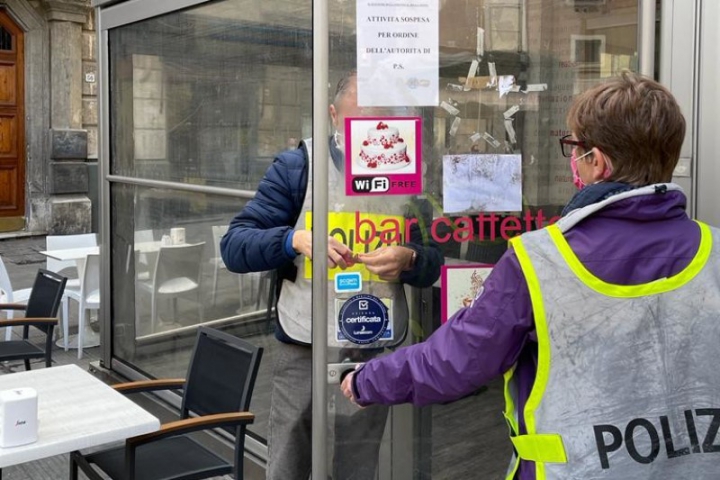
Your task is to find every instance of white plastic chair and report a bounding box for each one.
[0,255,32,340]
[138,242,205,333]
[65,253,100,359]
[45,234,98,279]
[45,233,98,341]
[210,225,229,305]
[134,229,155,281]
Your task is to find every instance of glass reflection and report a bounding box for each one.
[110,183,274,439]
[106,0,646,475]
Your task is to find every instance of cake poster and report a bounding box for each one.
[441,264,494,324]
[345,117,423,196]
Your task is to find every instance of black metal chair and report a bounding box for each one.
[70,326,263,480]
[0,269,67,370]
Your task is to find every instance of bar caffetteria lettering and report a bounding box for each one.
[345,210,562,246]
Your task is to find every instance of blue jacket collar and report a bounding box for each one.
[561,182,636,216]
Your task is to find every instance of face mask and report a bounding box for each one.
[333,130,345,154]
[570,149,614,190]
[570,149,593,190]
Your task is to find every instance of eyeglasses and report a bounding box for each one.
[559,134,589,158]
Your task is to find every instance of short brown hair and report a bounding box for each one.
[567,72,686,185]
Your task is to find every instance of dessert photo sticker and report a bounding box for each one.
[441,264,494,324]
[345,116,422,196]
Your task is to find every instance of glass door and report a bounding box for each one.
[315,1,649,479]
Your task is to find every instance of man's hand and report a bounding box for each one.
[328,236,355,269]
[291,230,313,258]
[292,230,356,269]
[357,246,415,281]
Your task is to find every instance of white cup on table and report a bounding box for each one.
[170,228,185,245]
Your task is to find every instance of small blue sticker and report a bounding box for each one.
[338,294,389,345]
[335,272,362,293]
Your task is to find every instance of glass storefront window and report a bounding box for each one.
[109,1,313,191]
[108,0,313,442]
[105,0,650,476]
[110,183,275,438]
[324,0,645,478]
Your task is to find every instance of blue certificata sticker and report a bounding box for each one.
[338,294,389,345]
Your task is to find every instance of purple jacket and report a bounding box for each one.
[352,189,700,479]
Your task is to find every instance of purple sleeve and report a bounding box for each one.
[353,249,534,407]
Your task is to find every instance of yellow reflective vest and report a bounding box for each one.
[505,185,720,480]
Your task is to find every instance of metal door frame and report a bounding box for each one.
[660,0,700,217]
[695,0,720,226]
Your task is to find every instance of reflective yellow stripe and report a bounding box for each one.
[502,365,519,434]
[503,365,521,480]
[509,236,558,480]
[504,454,521,480]
[510,434,567,464]
[547,220,712,298]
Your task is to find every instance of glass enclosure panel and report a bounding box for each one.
[323,0,643,478]
[108,0,313,190]
[108,0,313,443]
[105,0,647,475]
[110,183,275,439]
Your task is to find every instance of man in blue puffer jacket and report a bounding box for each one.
[221,71,443,480]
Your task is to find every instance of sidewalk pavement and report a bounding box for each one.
[0,235,47,291]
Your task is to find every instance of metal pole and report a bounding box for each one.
[97,10,112,369]
[311,0,330,476]
[639,0,657,77]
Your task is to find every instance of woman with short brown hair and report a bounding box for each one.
[343,73,720,479]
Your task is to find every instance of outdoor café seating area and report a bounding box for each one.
[0,234,269,480]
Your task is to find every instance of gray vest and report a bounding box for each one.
[276,139,410,348]
[505,184,720,479]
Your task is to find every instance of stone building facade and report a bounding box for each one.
[0,0,96,234]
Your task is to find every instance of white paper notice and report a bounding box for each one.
[498,75,515,98]
[504,105,520,119]
[504,119,517,144]
[481,132,501,148]
[440,101,460,116]
[449,117,461,137]
[357,0,439,106]
[487,62,497,88]
[523,83,548,92]
[477,28,485,56]
[463,60,479,91]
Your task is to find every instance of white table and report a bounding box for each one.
[39,247,101,349]
[135,241,191,253]
[39,247,99,262]
[0,364,160,470]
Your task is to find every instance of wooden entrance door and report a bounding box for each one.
[0,9,24,228]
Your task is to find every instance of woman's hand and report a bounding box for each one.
[341,371,362,407]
